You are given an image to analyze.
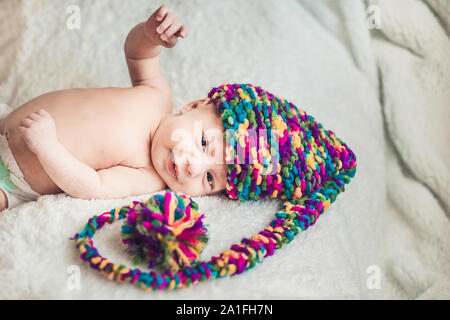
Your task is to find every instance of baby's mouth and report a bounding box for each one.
[168,150,178,179]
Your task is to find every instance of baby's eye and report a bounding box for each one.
[201,134,207,151]
[207,172,214,189]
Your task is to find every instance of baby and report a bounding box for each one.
[0,5,358,219]
[0,5,228,211]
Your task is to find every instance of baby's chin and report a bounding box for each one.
[170,187,197,197]
[153,164,187,196]
[165,181,204,197]
[163,179,179,193]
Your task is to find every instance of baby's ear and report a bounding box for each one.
[198,98,214,110]
[179,99,202,114]
[202,98,213,105]
[179,98,212,114]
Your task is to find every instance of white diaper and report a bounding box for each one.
[0,103,41,209]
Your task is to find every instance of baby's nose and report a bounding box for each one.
[175,147,203,177]
[186,158,207,178]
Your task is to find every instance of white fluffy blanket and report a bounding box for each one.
[365,0,450,299]
[0,0,445,299]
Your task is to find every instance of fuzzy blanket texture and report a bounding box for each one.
[0,0,447,299]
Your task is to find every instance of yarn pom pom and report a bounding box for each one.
[121,191,208,272]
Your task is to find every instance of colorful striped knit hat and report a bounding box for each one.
[208,83,357,204]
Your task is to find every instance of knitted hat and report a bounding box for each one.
[208,83,357,205]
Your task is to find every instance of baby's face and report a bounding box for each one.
[151,98,227,197]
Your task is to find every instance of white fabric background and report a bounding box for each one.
[1,0,428,299]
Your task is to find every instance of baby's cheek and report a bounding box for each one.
[177,181,204,197]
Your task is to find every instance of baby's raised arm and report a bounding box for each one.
[124,5,188,88]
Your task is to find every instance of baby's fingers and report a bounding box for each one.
[157,13,175,34]
[161,20,182,42]
[17,125,29,133]
[164,37,178,48]
[177,25,188,39]
[154,5,168,22]
[27,112,42,121]
[37,108,51,118]
[19,118,34,128]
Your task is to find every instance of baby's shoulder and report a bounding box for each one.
[131,79,174,114]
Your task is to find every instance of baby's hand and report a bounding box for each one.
[18,109,58,155]
[144,5,188,48]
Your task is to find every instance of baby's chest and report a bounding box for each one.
[57,111,152,170]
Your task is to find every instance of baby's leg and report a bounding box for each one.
[0,188,7,211]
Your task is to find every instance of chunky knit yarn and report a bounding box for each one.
[208,83,357,202]
[121,192,208,272]
[71,83,357,291]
